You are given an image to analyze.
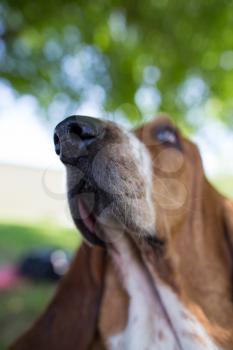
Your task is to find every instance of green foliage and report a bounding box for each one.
[0,0,233,127]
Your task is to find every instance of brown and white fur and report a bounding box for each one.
[9,116,233,350]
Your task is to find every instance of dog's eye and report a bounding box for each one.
[154,126,180,147]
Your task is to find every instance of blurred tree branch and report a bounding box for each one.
[0,0,233,128]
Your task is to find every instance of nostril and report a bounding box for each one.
[68,122,96,140]
[68,124,83,137]
[54,133,60,155]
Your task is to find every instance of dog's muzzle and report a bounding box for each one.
[54,115,107,246]
[54,115,157,248]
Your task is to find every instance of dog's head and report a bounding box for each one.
[54,115,219,248]
[53,115,233,347]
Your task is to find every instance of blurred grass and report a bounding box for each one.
[0,221,80,350]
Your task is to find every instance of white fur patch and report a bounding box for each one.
[108,238,176,350]
[154,282,221,350]
[107,238,222,350]
[93,124,156,238]
[124,129,156,234]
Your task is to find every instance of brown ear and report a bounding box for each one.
[9,243,106,350]
[223,199,233,250]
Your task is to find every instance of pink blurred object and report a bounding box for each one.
[0,265,21,291]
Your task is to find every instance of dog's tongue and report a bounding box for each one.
[78,199,95,233]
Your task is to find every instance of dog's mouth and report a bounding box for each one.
[76,197,105,247]
[65,163,164,250]
[68,178,106,247]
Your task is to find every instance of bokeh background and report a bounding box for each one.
[0,0,233,348]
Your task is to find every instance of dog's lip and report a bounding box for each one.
[76,198,105,247]
[60,155,83,167]
[78,199,96,233]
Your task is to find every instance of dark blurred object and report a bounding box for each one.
[19,248,72,282]
[0,247,72,291]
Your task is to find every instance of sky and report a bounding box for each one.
[0,81,233,178]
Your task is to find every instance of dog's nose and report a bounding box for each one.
[54,115,104,161]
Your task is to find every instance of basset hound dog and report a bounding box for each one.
[9,116,233,350]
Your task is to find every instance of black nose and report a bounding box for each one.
[54,115,104,162]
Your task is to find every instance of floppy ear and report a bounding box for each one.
[9,243,106,350]
[223,199,233,250]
